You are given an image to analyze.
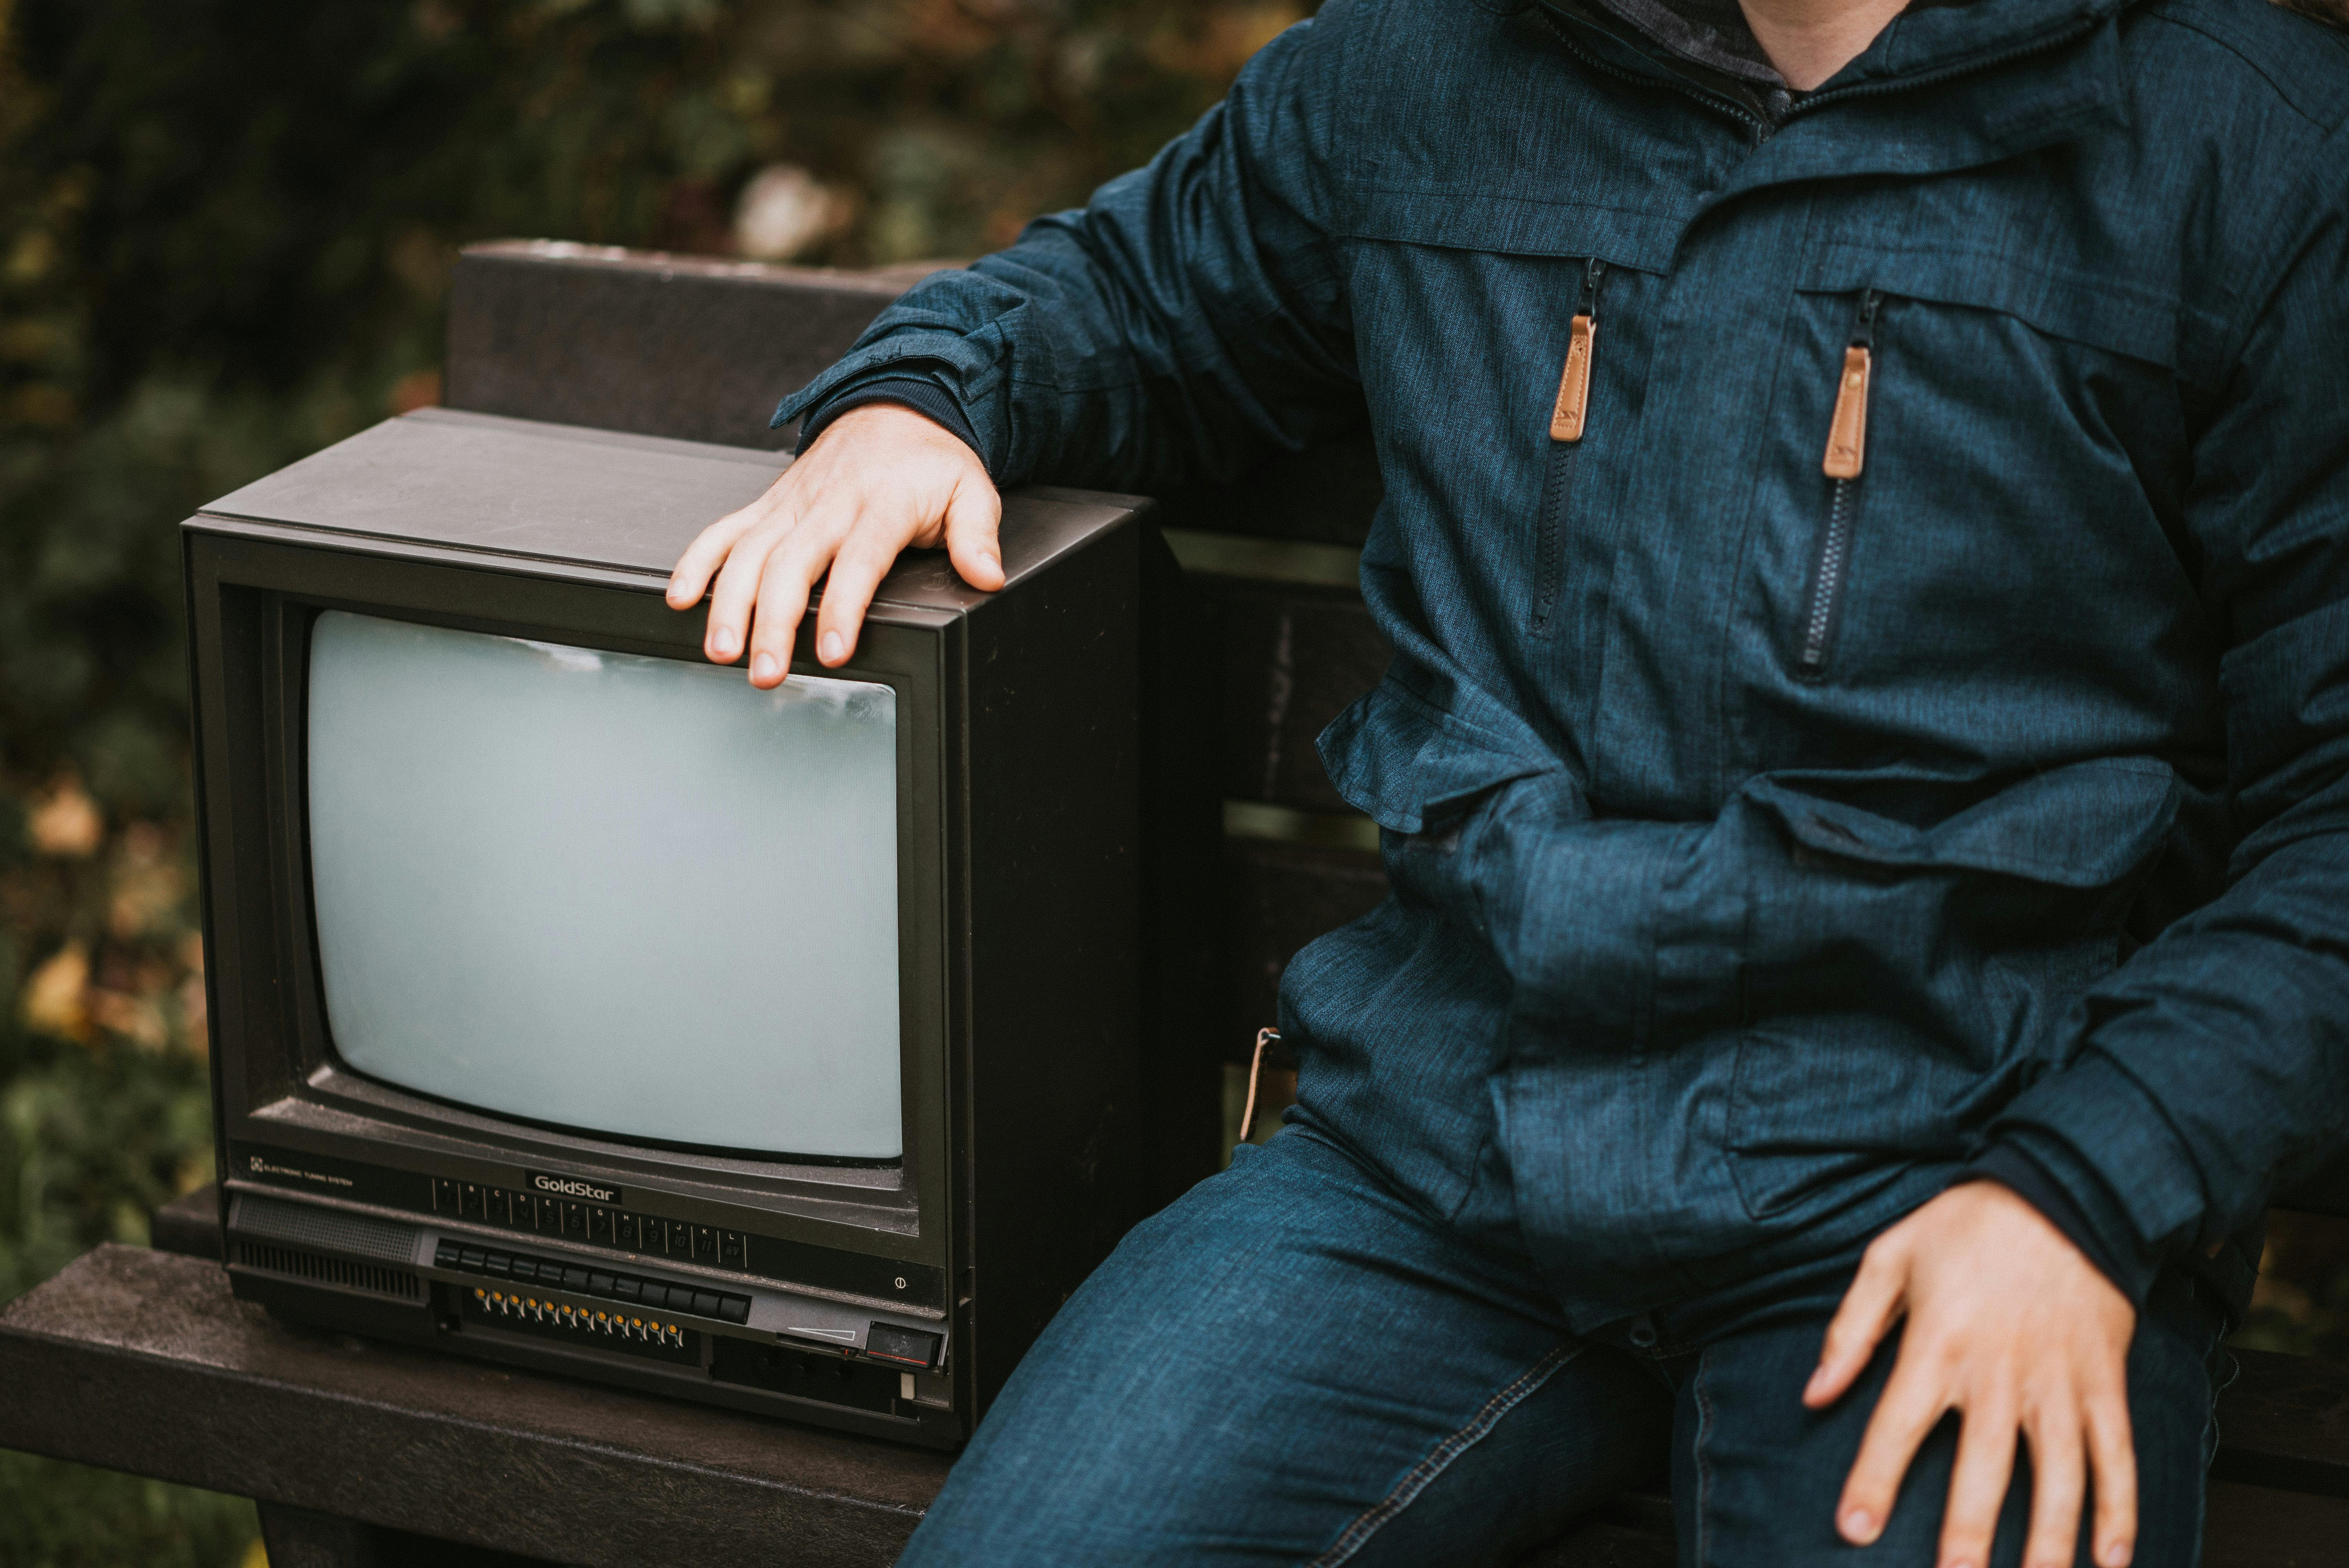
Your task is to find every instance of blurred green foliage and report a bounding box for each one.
[0,0,1304,1300]
[2237,1211,2349,1363]
[0,1452,258,1568]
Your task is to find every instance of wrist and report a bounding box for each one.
[796,379,987,471]
[1926,1181,2132,1310]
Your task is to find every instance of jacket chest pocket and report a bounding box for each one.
[1338,182,1677,639]
[1751,265,2190,696]
[1535,257,1610,634]
[1793,289,1883,677]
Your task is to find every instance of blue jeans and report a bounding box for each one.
[900,1125,2228,1566]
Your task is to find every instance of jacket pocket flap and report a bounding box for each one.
[1317,674,1558,835]
[1744,759,2181,888]
[1798,245,2192,374]
[1344,187,1681,271]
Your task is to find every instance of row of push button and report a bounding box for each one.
[433,1239,751,1324]
[431,1179,745,1267]
[471,1285,686,1346]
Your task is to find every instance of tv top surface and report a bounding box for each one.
[195,407,1140,600]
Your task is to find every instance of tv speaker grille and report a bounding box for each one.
[235,1240,421,1299]
[228,1191,419,1263]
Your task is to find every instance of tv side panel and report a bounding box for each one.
[959,501,1146,1412]
[184,557,305,1138]
[1134,533,1224,1206]
[183,555,240,1264]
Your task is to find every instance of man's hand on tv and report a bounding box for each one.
[666,403,1003,687]
[1804,1180,2138,1568]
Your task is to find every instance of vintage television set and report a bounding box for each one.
[186,408,1149,1448]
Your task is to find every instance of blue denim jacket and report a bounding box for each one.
[777,0,2349,1328]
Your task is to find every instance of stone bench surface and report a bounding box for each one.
[0,1239,1691,1558]
[0,1244,943,1568]
[0,1242,1672,1566]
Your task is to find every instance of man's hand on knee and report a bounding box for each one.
[666,402,1003,686]
[1803,1181,2138,1568]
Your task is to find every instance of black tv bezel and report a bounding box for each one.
[188,527,959,1275]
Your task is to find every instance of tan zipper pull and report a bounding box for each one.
[1822,292,1881,480]
[1822,346,1871,479]
[1550,315,1597,442]
[1548,258,1608,443]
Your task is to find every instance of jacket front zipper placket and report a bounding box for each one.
[1534,257,1608,634]
[1796,288,1881,677]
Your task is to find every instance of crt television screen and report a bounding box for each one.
[304,610,903,1160]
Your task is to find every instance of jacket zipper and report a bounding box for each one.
[1534,9,1766,140]
[1795,289,1880,677]
[1778,13,2109,123]
[1535,258,1608,633]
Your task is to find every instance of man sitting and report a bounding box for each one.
[666,0,2349,1559]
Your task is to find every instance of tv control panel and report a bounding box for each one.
[433,1178,749,1271]
[222,1183,960,1445]
[228,1139,947,1310]
[433,1236,754,1331]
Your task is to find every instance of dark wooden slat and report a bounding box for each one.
[445,242,909,449]
[1152,428,1383,549]
[2208,1347,2349,1500]
[2201,1479,2349,1568]
[1198,572,1388,814]
[1224,837,1390,1056]
[0,1245,945,1568]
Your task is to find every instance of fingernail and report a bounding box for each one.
[712,626,740,657]
[1841,1508,1875,1541]
[979,551,1000,576]
[2102,1544,2132,1567]
[750,653,777,683]
[818,630,844,663]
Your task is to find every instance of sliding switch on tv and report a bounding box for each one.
[866,1323,942,1370]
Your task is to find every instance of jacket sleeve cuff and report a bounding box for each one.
[790,377,987,470]
[1954,1143,2149,1301]
[1972,1050,2208,1305]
